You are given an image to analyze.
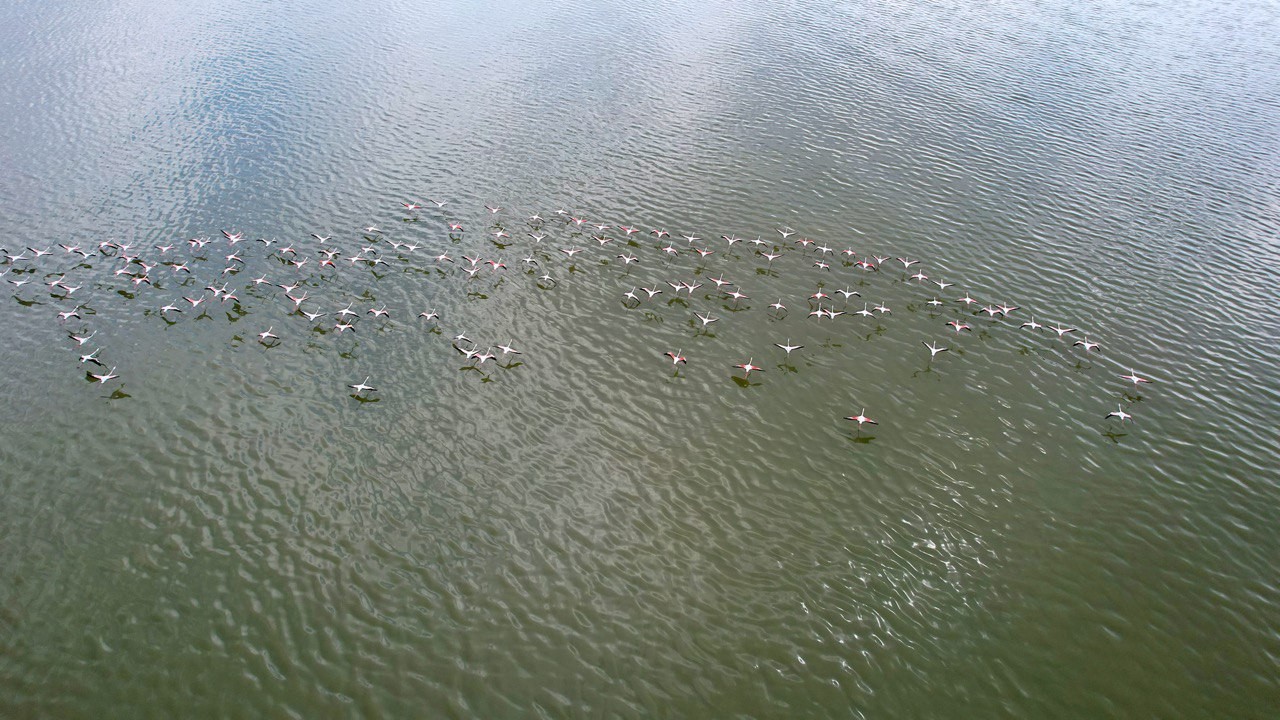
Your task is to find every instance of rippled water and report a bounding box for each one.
[2,0,1279,716]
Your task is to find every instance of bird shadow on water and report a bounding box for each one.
[350,394,380,403]
[1071,359,1096,372]
[108,387,130,400]
[460,366,495,382]
[845,433,875,444]
[731,376,761,388]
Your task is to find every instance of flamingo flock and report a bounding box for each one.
[2,199,1158,434]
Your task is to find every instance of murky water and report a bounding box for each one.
[2,0,1279,716]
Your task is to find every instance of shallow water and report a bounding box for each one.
[2,0,1279,716]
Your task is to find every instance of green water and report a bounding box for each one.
[1,0,1278,717]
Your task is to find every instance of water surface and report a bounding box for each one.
[2,0,1279,717]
